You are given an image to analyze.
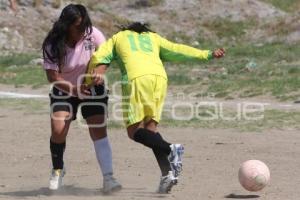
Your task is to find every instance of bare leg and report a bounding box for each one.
[85,114,107,141]
[50,111,72,170]
[144,119,158,132]
[127,121,144,140]
[50,111,71,144]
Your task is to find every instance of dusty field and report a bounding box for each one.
[0,104,300,200]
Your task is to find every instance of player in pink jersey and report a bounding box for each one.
[42,4,121,193]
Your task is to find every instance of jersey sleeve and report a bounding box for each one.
[92,26,106,47]
[155,34,213,62]
[43,46,59,71]
[85,36,116,85]
[88,37,115,68]
[43,59,59,71]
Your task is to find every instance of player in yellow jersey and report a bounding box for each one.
[86,22,225,193]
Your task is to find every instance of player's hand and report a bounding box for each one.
[213,48,225,58]
[72,84,91,97]
[80,84,91,96]
[91,68,105,86]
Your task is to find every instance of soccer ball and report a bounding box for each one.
[238,160,270,192]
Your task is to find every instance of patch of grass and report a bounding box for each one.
[202,18,258,39]
[205,74,300,101]
[183,42,300,100]
[131,0,164,8]
[0,99,47,113]
[288,67,300,74]
[160,109,300,132]
[0,53,47,87]
[0,66,47,87]
[168,74,194,85]
[0,53,38,67]
[168,30,193,43]
[262,0,300,12]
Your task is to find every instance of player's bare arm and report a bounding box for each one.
[46,69,90,96]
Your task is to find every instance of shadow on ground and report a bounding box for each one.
[225,193,260,199]
[0,185,168,198]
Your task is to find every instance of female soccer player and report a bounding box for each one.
[86,22,225,193]
[42,4,121,193]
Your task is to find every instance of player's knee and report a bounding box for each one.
[89,127,107,141]
[51,128,66,138]
[127,121,145,139]
[144,119,157,132]
[50,132,66,143]
[127,130,135,140]
[51,123,69,139]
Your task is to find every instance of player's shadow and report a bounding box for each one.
[225,193,260,199]
[0,185,166,198]
[0,185,102,197]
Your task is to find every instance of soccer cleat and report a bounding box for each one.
[168,144,184,178]
[49,168,66,190]
[157,171,178,194]
[103,174,122,194]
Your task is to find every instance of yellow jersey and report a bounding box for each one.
[86,30,213,84]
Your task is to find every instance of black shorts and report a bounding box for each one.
[49,85,108,120]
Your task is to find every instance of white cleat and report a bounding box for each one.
[157,171,177,194]
[168,144,184,178]
[103,174,122,194]
[49,168,66,190]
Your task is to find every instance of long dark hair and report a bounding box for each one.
[42,4,92,71]
[120,22,153,33]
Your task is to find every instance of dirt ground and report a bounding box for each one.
[0,104,300,200]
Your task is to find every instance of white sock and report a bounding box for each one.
[93,137,113,176]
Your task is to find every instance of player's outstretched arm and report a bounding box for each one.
[156,33,213,62]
